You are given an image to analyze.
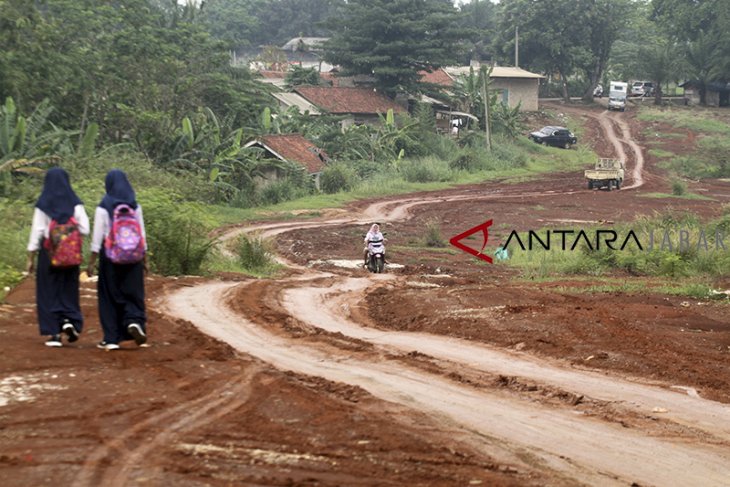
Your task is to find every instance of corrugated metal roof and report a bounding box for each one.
[272,93,322,115]
[281,37,328,51]
[444,66,543,79]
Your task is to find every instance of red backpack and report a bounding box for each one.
[44,218,83,268]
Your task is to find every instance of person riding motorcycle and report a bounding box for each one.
[363,223,386,267]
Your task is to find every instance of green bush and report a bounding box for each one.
[257,179,308,206]
[399,157,454,183]
[320,163,357,193]
[423,219,446,247]
[140,190,217,276]
[671,179,687,195]
[234,234,276,272]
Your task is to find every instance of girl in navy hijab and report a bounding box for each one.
[27,167,90,347]
[87,170,148,351]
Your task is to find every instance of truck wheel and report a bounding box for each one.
[616,179,622,190]
[564,142,571,150]
[588,181,593,190]
[607,180,613,191]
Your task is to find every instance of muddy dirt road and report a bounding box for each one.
[164,105,730,485]
[3,104,730,486]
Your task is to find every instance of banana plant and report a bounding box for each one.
[0,97,73,176]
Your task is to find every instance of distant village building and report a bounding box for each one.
[680,80,730,107]
[234,37,333,73]
[442,64,543,112]
[293,86,405,128]
[244,134,328,190]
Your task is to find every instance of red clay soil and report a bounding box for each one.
[2,103,729,485]
[0,278,535,486]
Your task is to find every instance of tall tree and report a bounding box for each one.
[652,0,729,105]
[576,0,632,102]
[494,0,629,102]
[455,0,499,63]
[323,0,464,96]
[494,0,586,101]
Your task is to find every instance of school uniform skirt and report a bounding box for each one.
[36,247,83,336]
[97,251,146,344]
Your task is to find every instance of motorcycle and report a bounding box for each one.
[593,84,603,98]
[365,236,386,273]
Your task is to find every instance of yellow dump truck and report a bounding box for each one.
[585,158,624,190]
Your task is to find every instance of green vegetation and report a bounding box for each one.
[422,220,447,248]
[231,234,281,276]
[638,108,730,135]
[638,107,730,180]
[544,278,716,300]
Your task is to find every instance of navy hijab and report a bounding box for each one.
[99,169,137,216]
[35,167,82,223]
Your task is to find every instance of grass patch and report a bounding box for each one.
[640,192,715,201]
[638,106,730,135]
[648,148,675,159]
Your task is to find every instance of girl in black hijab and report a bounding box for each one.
[87,170,148,351]
[27,168,90,347]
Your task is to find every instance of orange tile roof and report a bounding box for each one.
[259,134,327,173]
[294,86,405,115]
[419,68,454,87]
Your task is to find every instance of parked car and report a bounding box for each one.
[528,126,577,149]
[631,81,654,97]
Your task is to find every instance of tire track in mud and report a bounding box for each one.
[282,277,730,443]
[72,366,260,487]
[165,281,730,486]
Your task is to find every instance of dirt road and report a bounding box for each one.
[163,106,730,485]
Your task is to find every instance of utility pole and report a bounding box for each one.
[481,66,491,151]
[515,26,519,68]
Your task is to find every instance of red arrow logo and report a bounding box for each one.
[449,219,493,264]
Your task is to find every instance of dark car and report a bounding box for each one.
[528,126,577,149]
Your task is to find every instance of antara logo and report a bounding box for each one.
[450,219,727,264]
[449,219,493,264]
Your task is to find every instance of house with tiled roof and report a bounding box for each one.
[244,134,328,190]
[293,86,406,127]
[419,68,455,88]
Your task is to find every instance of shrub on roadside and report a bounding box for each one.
[423,219,446,247]
[234,234,276,272]
[399,157,454,183]
[320,163,357,193]
[140,190,217,276]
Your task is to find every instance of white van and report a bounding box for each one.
[631,81,654,97]
[608,81,628,111]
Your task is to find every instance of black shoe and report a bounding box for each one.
[45,335,62,347]
[97,341,120,351]
[127,323,147,346]
[62,320,79,343]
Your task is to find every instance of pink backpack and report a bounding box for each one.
[104,204,145,264]
[45,217,83,268]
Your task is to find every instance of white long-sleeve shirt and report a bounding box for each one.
[90,205,147,253]
[27,205,90,252]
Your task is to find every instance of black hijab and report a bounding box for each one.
[99,169,137,216]
[35,167,82,223]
